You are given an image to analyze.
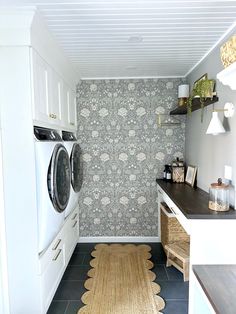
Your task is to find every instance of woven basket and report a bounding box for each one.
[220,35,236,68]
[160,202,190,253]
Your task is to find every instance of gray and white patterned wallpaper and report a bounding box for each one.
[77,79,185,237]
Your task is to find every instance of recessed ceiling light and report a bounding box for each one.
[128,36,143,43]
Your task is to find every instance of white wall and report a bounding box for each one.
[185,33,236,203]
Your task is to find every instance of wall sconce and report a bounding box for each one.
[178,84,189,106]
[206,103,235,135]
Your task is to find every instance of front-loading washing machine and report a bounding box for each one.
[34,126,71,254]
[62,131,83,218]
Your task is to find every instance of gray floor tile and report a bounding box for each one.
[47,301,68,314]
[74,243,97,253]
[165,265,184,281]
[152,264,168,281]
[53,280,86,301]
[68,253,85,266]
[162,300,188,314]
[82,253,93,265]
[62,265,91,281]
[159,281,189,300]
[65,301,84,314]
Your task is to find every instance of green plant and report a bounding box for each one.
[187,79,215,122]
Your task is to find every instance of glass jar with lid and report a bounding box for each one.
[209,178,230,212]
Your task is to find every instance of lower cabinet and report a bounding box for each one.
[39,207,79,313]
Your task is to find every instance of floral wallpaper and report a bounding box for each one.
[77,79,185,237]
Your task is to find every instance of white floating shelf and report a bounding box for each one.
[217,62,236,90]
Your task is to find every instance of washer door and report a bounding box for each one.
[71,143,83,192]
[47,144,71,212]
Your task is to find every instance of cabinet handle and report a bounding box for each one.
[49,113,54,118]
[52,238,61,250]
[54,114,57,119]
[52,249,62,261]
[72,213,77,220]
[70,122,75,126]
[72,220,78,228]
[170,207,176,215]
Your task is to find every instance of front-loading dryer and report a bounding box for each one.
[34,127,71,254]
[62,131,83,218]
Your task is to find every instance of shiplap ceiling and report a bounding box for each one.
[4,0,236,78]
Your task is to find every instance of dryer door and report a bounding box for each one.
[48,144,71,212]
[71,143,83,193]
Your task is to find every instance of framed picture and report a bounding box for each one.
[185,165,197,187]
[193,73,208,90]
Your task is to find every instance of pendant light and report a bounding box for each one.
[206,112,225,135]
[206,103,234,135]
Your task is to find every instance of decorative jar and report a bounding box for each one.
[209,178,230,212]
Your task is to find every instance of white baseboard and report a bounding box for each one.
[78,236,160,243]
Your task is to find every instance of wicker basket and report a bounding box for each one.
[160,202,190,253]
[220,35,236,68]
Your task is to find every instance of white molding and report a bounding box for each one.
[78,237,160,243]
[217,62,236,90]
[80,76,184,80]
[185,21,236,77]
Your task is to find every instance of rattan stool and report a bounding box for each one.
[165,241,190,281]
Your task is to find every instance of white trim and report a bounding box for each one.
[0,130,10,314]
[80,76,184,80]
[185,21,236,77]
[78,237,160,243]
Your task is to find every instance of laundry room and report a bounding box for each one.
[1,1,236,314]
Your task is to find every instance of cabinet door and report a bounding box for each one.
[31,50,49,123]
[47,68,62,125]
[68,90,77,129]
[60,81,70,129]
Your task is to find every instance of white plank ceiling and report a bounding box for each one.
[4,0,236,78]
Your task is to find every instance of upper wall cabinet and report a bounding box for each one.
[61,82,77,130]
[31,49,76,131]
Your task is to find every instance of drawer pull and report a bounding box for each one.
[70,122,75,126]
[72,220,78,228]
[72,213,77,220]
[170,207,177,215]
[52,249,62,261]
[52,239,61,250]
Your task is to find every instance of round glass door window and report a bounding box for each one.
[71,143,83,193]
[47,144,71,212]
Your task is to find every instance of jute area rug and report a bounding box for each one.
[78,244,165,314]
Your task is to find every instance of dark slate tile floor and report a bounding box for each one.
[47,243,189,314]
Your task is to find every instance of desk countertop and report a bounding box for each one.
[156,179,236,219]
[193,265,236,314]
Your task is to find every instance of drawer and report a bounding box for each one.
[158,185,190,235]
[39,228,64,275]
[40,243,65,312]
[64,210,79,263]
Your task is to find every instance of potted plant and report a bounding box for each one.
[187,79,215,121]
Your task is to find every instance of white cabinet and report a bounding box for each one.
[61,83,77,131]
[31,49,76,130]
[31,50,49,124]
[68,90,77,129]
[64,210,79,264]
[39,230,65,313]
[47,68,62,125]
[39,207,79,313]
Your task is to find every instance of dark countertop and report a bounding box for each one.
[193,265,236,314]
[156,179,236,219]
